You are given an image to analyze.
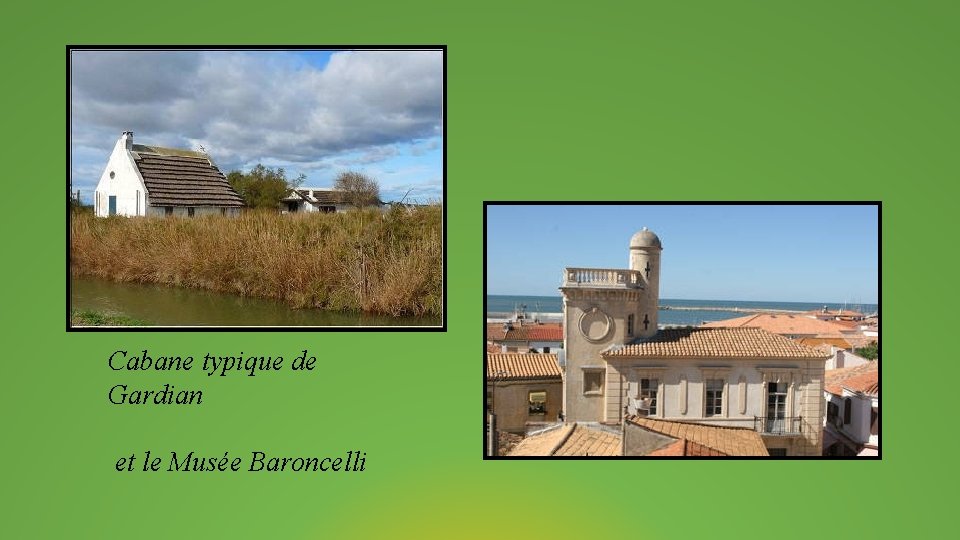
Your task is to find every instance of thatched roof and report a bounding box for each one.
[133,152,243,208]
[292,188,339,206]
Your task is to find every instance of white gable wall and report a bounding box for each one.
[94,135,147,217]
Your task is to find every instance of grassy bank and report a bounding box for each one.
[71,309,148,326]
[71,206,442,317]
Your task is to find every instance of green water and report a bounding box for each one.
[71,276,441,327]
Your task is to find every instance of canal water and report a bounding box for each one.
[71,276,441,327]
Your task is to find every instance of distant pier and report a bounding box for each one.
[658,305,804,315]
[487,305,806,322]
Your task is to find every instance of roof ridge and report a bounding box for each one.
[629,416,756,432]
[547,424,577,456]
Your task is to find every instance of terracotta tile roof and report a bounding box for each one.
[487,354,562,381]
[554,424,622,456]
[524,324,564,341]
[134,153,244,207]
[647,439,687,456]
[842,371,879,395]
[825,362,879,396]
[647,439,727,456]
[509,424,622,457]
[627,417,769,456]
[486,322,563,342]
[486,324,506,341]
[703,314,851,336]
[798,337,852,349]
[602,327,828,360]
[828,320,861,329]
[486,343,502,354]
[508,425,573,456]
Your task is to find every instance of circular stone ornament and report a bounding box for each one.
[579,307,613,342]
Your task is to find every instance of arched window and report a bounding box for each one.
[843,397,852,425]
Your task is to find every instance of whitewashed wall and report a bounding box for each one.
[94,136,147,217]
[145,206,241,217]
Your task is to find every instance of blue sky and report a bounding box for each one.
[70,49,443,204]
[486,204,879,304]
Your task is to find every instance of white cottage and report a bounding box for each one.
[94,132,244,217]
[280,188,347,213]
[280,187,383,214]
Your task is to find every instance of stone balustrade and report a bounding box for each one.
[562,267,644,288]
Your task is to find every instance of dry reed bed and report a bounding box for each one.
[70,207,442,317]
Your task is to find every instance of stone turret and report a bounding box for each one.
[559,227,663,423]
[629,227,662,338]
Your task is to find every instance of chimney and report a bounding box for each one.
[121,131,134,150]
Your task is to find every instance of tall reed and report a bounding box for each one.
[70,206,443,317]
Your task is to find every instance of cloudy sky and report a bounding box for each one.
[70,49,443,204]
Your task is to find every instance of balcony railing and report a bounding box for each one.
[562,267,644,288]
[755,416,804,436]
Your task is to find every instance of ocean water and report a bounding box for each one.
[487,295,877,326]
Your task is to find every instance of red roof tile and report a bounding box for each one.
[703,313,851,336]
[842,371,879,395]
[627,417,769,456]
[648,439,728,456]
[486,322,563,342]
[825,362,879,395]
[603,327,827,360]
[798,337,852,349]
[508,424,621,457]
[487,354,562,381]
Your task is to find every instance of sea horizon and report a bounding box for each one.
[487,294,878,326]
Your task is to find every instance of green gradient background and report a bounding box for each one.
[1,0,954,537]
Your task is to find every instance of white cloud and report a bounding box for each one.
[70,49,443,199]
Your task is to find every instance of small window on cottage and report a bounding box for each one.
[165,207,173,216]
[187,207,195,217]
[543,347,550,354]
[844,397,852,425]
[109,171,115,179]
[220,208,227,216]
[528,391,547,415]
[583,370,604,396]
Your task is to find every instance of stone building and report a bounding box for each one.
[559,228,829,456]
[486,354,563,433]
